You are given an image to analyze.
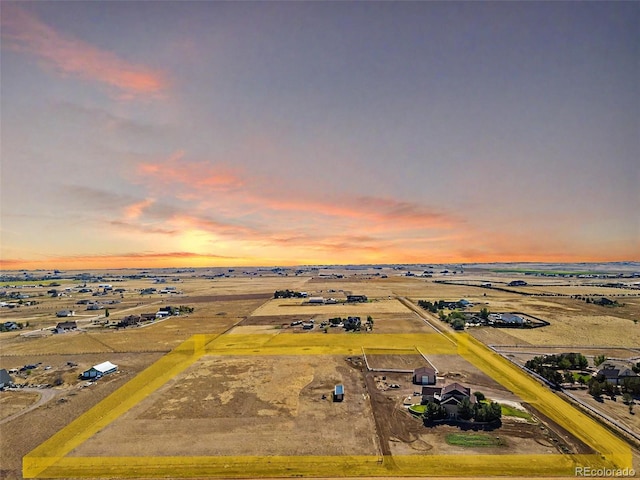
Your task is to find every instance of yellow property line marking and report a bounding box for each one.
[24,333,632,478]
[25,454,599,478]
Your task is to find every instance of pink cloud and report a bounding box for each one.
[136,151,244,193]
[123,198,155,220]
[1,5,167,98]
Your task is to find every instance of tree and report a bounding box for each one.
[563,372,574,384]
[423,401,447,422]
[589,381,603,398]
[474,391,486,402]
[451,318,465,331]
[559,358,572,370]
[622,393,633,405]
[594,354,607,367]
[458,397,474,420]
[104,308,110,318]
[479,308,489,320]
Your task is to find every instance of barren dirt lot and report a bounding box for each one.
[251,298,411,316]
[69,355,379,457]
[0,391,40,420]
[0,352,164,480]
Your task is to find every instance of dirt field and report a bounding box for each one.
[251,297,411,316]
[3,269,639,479]
[0,391,40,419]
[69,355,379,457]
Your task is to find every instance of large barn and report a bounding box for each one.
[81,361,118,379]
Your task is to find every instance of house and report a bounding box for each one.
[87,303,104,310]
[421,382,475,418]
[439,383,476,418]
[343,316,361,331]
[0,369,13,389]
[346,295,368,303]
[81,361,118,379]
[333,384,344,402]
[3,321,19,330]
[140,313,157,322]
[499,313,525,326]
[598,364,639,385]
[56,310,75,317]
[55,321,77,333]
[508,280,528,287]
[308,297,325,304]
[413,366,437,385]
[118,315,141,328]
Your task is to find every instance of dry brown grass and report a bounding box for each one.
[0,391,40,420]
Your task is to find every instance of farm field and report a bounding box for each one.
[251,297,411,316]
[69,355,379,457]
[1,266,639,479]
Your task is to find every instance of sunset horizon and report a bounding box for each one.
[2,2,638,273]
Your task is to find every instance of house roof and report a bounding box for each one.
[56,321,77,329]
[92,361,118,373]
[421,386,441,396]
[0,369,12,385]
[414,366,436,376]
[501,313,524,323]
[441,382,471,397]
[335,384,344,395]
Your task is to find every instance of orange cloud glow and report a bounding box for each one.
[1,5,167,98]
[123,198,155,220]
[136,151,244,193]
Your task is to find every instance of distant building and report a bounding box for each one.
[0,369,12,388]
[597,364,639,385]
[346,295,368,303]
[499,313,524,326]
[56,310,75,317]
[81,361,118,379]
[343,316,361,331]
[55,321,77,333]
[508,280,528,287]
[308,297,325,304]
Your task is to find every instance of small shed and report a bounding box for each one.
[81,361,118,379]
[333,384,344,402]
[413,366,436,385]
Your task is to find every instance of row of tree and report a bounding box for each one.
[422,398,502,424]
[524,353,589,386]
[273,290,306,298]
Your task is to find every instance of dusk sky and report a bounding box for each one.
[1,1,638,270]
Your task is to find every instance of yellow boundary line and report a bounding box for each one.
[24,333,632,478]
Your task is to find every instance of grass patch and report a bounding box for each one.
[445,433,506,448]
[408,404,426,415]
[572,372,591,383]
[500,404,533,420]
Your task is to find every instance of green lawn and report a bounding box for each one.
[445,433,506,447]
[408,404,426,415]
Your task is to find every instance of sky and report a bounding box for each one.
[1,1,638,270]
